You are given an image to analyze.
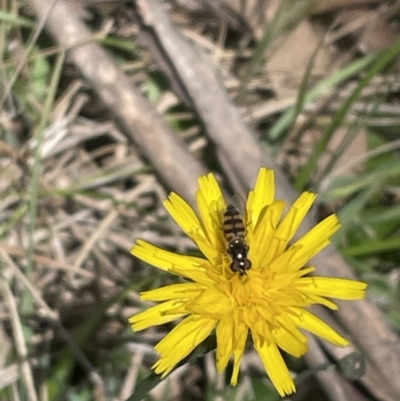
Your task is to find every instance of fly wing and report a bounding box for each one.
[216,196,228,232]
[231,193,248,232]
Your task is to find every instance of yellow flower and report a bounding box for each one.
[129,168,367,396]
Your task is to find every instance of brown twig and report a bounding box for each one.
[26,0,206,205]
[130,0,297,201]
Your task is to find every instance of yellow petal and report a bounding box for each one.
[297,277,367,300]
[170,264,217,285]
[230,314,248,385]
[247,168,275,227]
[290,308,349,346]
[153,316,216,376]
[129,300,187,331]
[197,173,224,205]
[216,315,234,372]
[291,215,340,267]
[289,241,331,273]
[300,293,339,310]
[196,172,225,244]
[253,334,296,396]
[268,245,299,274]
[140,283,204,301]
[131,240,214,285]
[197,176,229,262]
[164,192,204,239]
[272,315,308,357]
[273,192,317,255]
[249,200,286,268]
[164,193,221,261]
[196,189,225,253]
[185,288,233,316]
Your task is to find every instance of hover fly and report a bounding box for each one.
[222,200,252,276]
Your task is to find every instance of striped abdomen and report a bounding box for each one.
[223,204,252,276]
[223,204,246,242]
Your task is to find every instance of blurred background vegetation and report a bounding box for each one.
[1,0,400,400]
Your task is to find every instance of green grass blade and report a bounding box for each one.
[363,203,400,225]
[295,39,400,191]
[25,50,65,304]
[342,237,400,256]
[269,54,376,140]
[337,187,376,227]
[0,10,35,28]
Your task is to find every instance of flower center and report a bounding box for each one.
[230,271,267,307]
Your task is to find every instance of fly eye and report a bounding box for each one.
[231,260,240,272]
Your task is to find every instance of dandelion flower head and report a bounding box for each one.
[129,168,367,396]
